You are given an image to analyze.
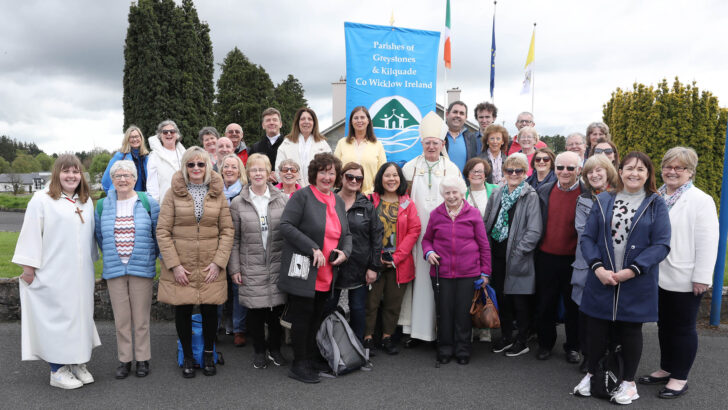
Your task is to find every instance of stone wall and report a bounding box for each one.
[0,277,175,321]
[1,276,726,322]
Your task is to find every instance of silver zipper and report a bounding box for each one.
[595,198,618,320]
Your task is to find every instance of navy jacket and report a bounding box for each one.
[579,191,671,323]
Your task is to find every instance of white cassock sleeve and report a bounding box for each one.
[12,192,44,269]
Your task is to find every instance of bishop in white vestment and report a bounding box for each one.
[398,112,463,341]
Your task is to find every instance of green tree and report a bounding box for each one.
[274,74,308,136]
[89,152,112,183]
[540,134,566,154]
[0,157,10,173]
[35,152,54,171]
[215,47,275,144]
[11,153,41,173]
[603,78,728,204]
[123,0,214,148]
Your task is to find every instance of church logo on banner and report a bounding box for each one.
[345,22,440,165]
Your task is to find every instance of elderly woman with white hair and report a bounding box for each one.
[147,120,186,201]
[421,174,492,365]
[637,147,719,399]
[483,153,542,358]
[516,126,539,176]
[95,160,161,379]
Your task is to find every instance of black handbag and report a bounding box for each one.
[590,344,624,399]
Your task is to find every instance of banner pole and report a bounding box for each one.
[710,119,728,326]
[531,22,536,115]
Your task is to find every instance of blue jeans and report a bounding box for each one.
[231,283,247,333]
[325,286,368,342]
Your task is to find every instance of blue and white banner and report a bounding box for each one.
[345,22,440,165]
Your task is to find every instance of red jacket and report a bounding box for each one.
[370,193,421,284]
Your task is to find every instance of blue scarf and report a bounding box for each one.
[125,148,147,191]
[223,180,243,204]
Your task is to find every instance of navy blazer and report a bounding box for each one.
[579,191,671,323]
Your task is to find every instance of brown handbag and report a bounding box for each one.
[470,288,500,329]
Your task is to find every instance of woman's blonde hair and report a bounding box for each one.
[582,154,618,192]
[245,153,272,180]
[219,154,248,185]
[180,146,212,185]
[120,125,149,155]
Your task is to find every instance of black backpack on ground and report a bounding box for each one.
[590,344,624,399]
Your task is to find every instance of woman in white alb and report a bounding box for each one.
[146,119,186,201]
[275,107,331,186]
[13,154,101,389]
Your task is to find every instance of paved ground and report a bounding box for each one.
[1,321,726,409]
[0,211,24,232]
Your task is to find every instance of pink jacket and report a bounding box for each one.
[422,201,491,279]
[370,193,421,284]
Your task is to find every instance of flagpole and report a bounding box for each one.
[490,1,497,104]
[531,22,536,115]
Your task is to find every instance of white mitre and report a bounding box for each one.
[419,111,446,141]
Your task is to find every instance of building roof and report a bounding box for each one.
[0,172,51,184]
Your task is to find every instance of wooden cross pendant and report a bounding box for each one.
[75,207,85,223]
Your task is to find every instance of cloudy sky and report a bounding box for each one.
[1,0,726,154]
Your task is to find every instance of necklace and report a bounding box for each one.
[63,194,85,223]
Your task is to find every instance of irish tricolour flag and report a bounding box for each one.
[444,0,451,69]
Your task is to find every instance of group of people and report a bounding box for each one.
[13,102,718,404]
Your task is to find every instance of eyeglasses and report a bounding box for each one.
[128,135,141,140]
[344,173,364,183]
[280,167,298,173]
[556,165,577,171]
[504,168,525,175]
[594,148,614,154]
[161,129,177,135]
[662,165,688,173]
[517,119,533,125]
[519,136,535,141]
[112,174,134,180]
[566,142,584,148]
[226,129,242,135]
[534,157,551,163]
[187,162,206,168]
[469,169,485,175]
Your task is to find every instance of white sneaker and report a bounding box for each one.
[50,366,83,389]
[573,374,591,397]
[69,363,94,384]
[479,329,492,342]
[611,381,640,404]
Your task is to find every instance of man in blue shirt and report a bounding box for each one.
[443,101,478,171]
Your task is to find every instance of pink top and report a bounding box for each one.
[310,185,341,292]
[275,182,301,198]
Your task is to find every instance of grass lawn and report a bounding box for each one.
[0,193,33,209]
[0,232,160,279]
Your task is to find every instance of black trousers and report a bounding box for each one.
[490,256,531,343]
[658,288,703,380]
[247,304,285,354]
[175,304,218,359]
[586,316,643,382]
[431,276,474,359]
[535,251,579,351]
[287,292,329,363]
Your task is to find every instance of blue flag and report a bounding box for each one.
[489,13,496,99]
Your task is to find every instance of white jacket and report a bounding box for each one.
[659,185,719,292]
[274,136,332,186]
[146,135,186,201]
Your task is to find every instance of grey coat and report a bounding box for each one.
[483,183,543,295]
[277,186,353,298]
[228,183,288,309]
[570,192,595,305]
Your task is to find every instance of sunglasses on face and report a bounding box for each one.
[594,148,614,154]
[534,157,551,163]
[281,167,298,173]
[187,162,206,168]
[505,168,525,175]
[344,173,364,183]
[161,129,177,135]
[556,165,577,171]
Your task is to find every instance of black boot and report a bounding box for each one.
[115,362,131,379]
[288,360,320,384]
[202,351,216,376]
[182,358,195,378]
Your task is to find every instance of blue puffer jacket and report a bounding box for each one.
[94,190,160,280]
[579,191,671,323]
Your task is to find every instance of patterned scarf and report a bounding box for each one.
[491,181,525,242]
[658,180,692,210]
[223,180,243,204]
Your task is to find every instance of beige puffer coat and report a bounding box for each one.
[228,183,287,309]
[156,171,234,305]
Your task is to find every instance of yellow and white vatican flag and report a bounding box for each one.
[521,27,535,95]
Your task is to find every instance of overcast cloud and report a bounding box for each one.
[1,0,726,154]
